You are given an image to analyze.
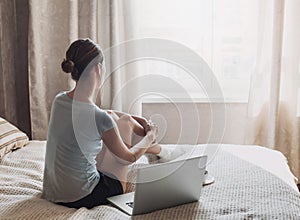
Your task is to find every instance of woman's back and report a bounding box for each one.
[42,91,114,203]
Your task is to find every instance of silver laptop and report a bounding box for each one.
[107,155,207,215]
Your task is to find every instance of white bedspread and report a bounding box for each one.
[223,144,298,192]
[166,144,298,192]
[0,141,299,219]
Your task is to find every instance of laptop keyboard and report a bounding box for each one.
[126,202,134,208]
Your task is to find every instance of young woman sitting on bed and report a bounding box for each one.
[41,39,180,209]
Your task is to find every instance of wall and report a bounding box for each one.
[142,102,247,145]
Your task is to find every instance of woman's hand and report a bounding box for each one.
[130,115,150,134]
[140,118,151,134]
[146,120,158,143]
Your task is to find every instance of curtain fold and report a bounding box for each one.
[246,0,300,179]
[0,0,18,125]
[27,0,135,139]
[0,0,31,138]
[28,0,76,139]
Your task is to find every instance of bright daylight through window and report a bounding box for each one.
[131,0,265,102]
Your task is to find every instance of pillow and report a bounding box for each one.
[0,117,29,159]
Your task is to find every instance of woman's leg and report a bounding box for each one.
[96,114,160,192]
[107,111,162,154]
[118,114,162,154]
[113,114,184,161]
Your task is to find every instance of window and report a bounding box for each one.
[130,0,266,102]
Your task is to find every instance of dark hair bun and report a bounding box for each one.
[61,59,75,73]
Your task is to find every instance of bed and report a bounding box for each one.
[1,140,299,220]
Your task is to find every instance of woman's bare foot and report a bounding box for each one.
[146,144,186,163]
[146,143,161,154]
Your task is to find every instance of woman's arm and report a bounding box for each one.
[102,122,157,165]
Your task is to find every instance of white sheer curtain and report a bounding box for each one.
[97,0,139,113]
[246,0,300,179]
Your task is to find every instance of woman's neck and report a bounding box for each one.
[67,84,98,104]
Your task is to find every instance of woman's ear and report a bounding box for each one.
[97,63,102,76]
[95,63,103,86]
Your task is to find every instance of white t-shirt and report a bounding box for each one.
[42,92,115,203]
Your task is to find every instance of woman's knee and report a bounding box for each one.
[116,114,133,127]
[116,114,146,139]
[119,114,131,121]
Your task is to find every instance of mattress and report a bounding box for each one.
[0,141,299,219]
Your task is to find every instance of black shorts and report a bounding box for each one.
[57,171,123,209]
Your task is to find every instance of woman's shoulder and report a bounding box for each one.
[94,107,110,118]
[50,91,70,107]
[94,107,115,133]
[94,107,115,123]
